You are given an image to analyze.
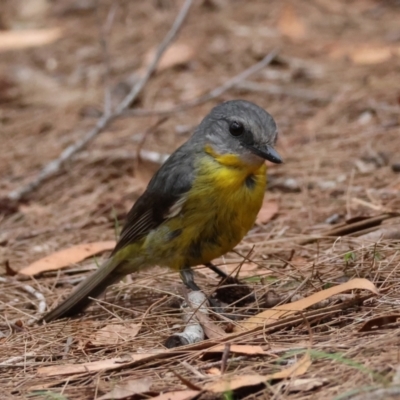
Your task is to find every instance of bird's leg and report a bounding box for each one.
[180,267,202,291]
[180,266,231,317]
[204,262,228,279]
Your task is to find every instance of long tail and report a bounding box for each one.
[43,257,125,322]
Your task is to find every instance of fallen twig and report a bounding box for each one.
[298,213,399,246]
[201,356,245,371]
[0,352,36,367]
[6,0,194,202]
[165,291,208,348]
[180,360,206,378]
[95,0,118,115]
[169,368,202,391]
[220,343,231,374]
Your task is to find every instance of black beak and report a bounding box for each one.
[245,143,283,164]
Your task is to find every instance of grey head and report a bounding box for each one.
[193,99,282,164]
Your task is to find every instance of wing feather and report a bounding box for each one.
[112,142,195,255]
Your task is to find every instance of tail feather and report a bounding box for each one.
[43,258,125,322]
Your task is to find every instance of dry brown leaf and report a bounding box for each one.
[206,368,221,376]
[236,278,378,331]
[277,5,307,41]
[236,262,263,277]
[359,314,400,332]
[290,256,309,268]
[19,203,51,216]
[90,323,141,346]
[98,378,152,400]
[256,200,279,224]
[144,43,194,72]
[351,46,393,65]
[270,352,311,379]
[237,262,259,271]
[284,378,328,392]
[148,390,200,400]
[20,241,116,276]
[37,351,163,376]
[207,375,266,393]
[287,378,328,392]
[206,352,311,393]
[194,310,226,339]
[0,28,62,52]
[329,42,400,65]
[205,344,269,356]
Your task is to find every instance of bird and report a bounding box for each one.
[43,99,282,322]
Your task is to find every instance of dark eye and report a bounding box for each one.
[229,121,244,136]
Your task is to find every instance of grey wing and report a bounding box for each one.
[112,143,195,254]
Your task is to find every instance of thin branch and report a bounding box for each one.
[6,0,194,202]
[0,352,36,367]
[115,0,194,115]
[96,0,118,115]
[180,360,206,378]
[220,343,231,374]
[7,115,109,201]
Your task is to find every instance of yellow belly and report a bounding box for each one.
[162,151,267,269]
[116,148,267,275]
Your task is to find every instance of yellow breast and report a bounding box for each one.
[177,147,267,266]
[144,145,268,270]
